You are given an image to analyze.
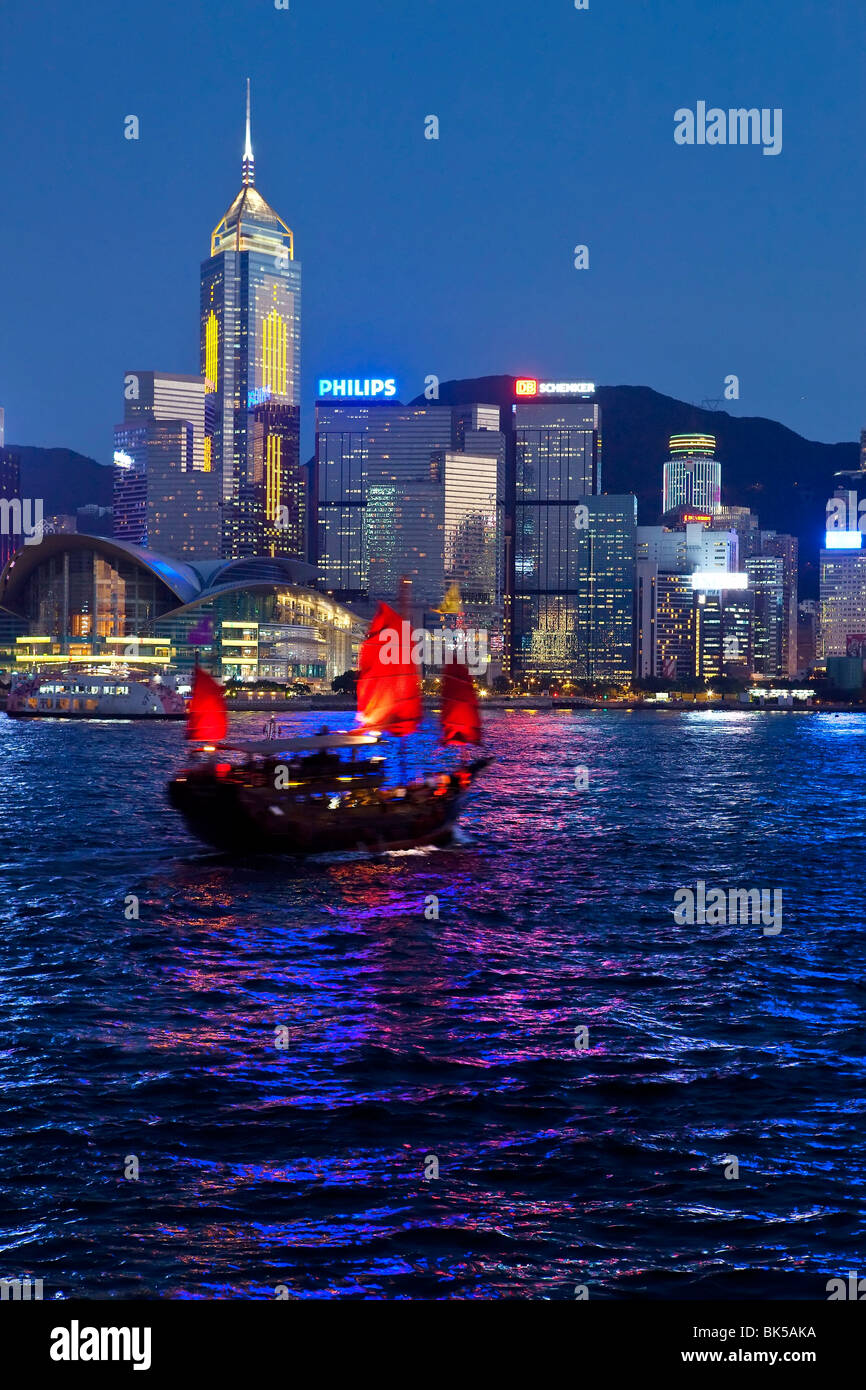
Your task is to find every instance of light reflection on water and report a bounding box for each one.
[0,709,864,1299]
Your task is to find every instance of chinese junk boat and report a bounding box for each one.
[167,604,491,854]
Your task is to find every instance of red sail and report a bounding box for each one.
[356,602,422,738]
[440,658,482,745]
[185,666,228,743]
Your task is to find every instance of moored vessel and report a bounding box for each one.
[6,671,186,720]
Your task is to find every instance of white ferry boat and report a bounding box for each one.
[6,672,186,720]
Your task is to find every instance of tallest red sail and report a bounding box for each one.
[356,603,422,738]
[185,666,228,743]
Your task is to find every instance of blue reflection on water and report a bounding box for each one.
[0,709,863,1299]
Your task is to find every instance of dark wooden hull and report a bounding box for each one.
[167,759,491,855]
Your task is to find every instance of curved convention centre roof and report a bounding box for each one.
[0,533,202,615]
[0,534,320,621]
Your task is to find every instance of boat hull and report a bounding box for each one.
[167,759,491,855]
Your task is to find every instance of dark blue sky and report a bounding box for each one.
[1,0,863,463]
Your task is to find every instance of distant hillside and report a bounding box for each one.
[11,447,113,515]
[411,378,858,596]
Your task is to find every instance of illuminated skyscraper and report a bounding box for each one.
[0,420,22,573]
[201,81,304,559]
[315,398,504,639]
[756,530,798,676]
[112,371,218,555]
[662,434,721,516]
[746,553,784,676]
[511,390,635,681]
[634,516,747,680]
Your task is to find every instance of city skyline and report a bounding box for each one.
[1,0,864,466]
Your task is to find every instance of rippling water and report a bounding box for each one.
[0,707,863,1300]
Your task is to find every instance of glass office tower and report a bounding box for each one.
[317,404,452,603]
[316,402,504,622]
[112,371,218,554]
[757,530,798,676]
[200,82,304,559]
[746,553,785,676]
[443,450,499,628]
[512,394,638,682]
[0,437,22,573]
[514,491,635,682]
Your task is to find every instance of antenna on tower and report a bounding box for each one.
[242,78,255,187]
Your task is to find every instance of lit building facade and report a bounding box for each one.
[0,535,362,686]
[113,371,219,555]
[635,515,750,681]
[201,83,304,560]
[756,531,798,676]
[0,439,22,574]
[636,567,694,679]
[514,487,635,682]
[695,589,754,682]
[443,449,499,633]
[819,547,866,657]
[512,392,613,679]
[662,434,721,516]
[746,554,785,676]
[819,475,866,658]
[637,522,738,575]
[316,399,504,640]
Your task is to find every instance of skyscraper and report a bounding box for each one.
[635,517,747,680]
[315,396,504,638]
[0,420,22,573]
[819,474,866,657]
[113,371,219,555]
[819,549,866,657]
[746,553,785,676]
[201,81,304,560]
[662,434,721,516]
[511,389,608,679]
[757,530,798,676]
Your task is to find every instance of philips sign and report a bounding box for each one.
[318,378,397,399]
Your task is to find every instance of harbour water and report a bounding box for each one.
[0,709,863,1299]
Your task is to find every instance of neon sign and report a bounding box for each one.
[318,378,397,399]
[515,379,595,397]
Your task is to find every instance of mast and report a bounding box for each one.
[398,576,411,784]
[242,77,255,187]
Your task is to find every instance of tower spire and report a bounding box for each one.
[242,77,255,187]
